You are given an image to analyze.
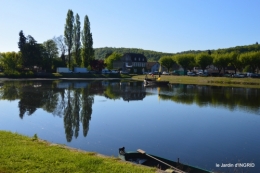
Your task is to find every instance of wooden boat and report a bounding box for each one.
[118,147,212,173]
[144,78,169,86]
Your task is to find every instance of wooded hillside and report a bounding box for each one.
[94,47,173,61]
[94,43,260,61]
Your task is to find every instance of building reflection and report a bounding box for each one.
[120,81,146,102]
[1,80,260,143]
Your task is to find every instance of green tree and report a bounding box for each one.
[81,15,94,68]
[239,52,260,73]
[229,52,242,74]
[53,35,67,66]
[0,52,22,75]
[73,14,81,67]
[158,56,175,72]
[18,30,27,53]
[212,52,231,74]
[104,52,122,69]
[26,35,43,69]
[174,54,195,72]
[18,32,42,70]
[42,39,59,72]
[195,53,213,72]
[64,9,74,69]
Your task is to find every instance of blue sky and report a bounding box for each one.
[1,0,259,54]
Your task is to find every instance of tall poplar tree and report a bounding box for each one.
[73,13,81,66]
[18,30,27,52]
[81,15,94,68]
[64,9,74,69]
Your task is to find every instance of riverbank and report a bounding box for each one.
[132,75,260,88]
[2,72,260,89]
[0,131,157,173]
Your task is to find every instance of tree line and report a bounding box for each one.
[94,47,174,61]
[159,49,260,74]
[0,9,95,75]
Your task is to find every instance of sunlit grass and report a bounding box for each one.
[0,131,156,173]
[132,75,260,88]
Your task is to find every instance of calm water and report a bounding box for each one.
[0,79,259,172]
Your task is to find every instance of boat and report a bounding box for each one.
[118,147,212,173]
[144,78,169,86]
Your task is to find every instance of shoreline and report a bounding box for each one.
[1,75,260,89]
[0,131,160,173]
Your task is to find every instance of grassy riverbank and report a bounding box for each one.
[132,75,260,88]
[0,131,156,173]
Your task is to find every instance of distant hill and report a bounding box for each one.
[94,47,173,62]
[172,43,260,55]
[94,43,260,61]
[212,43,260,54]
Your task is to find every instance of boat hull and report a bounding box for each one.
[119,151,211,173]
[144,79,169,86]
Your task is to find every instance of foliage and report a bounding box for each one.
[18,31,43,69]
[158,56,175,72]
[104,52,123,69]
[81,15,94,68]
[73,13,81,66]
[212,52,231,73]
[0,52,22,75]
[195,53,213,72]
[239,51,260,73]
[53,35,67,65]
[94,47,173,61]
[213,43,260,54]
[42,39,59,72]
[64,9,74,69]
[52,58,66,71]
[228,52,241,74]
[174,54,196,72]
[90,60,106,71]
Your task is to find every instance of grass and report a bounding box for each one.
[132,75,260,88]
[0,131,156,173]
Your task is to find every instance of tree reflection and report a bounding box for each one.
[81,87,94,137]
[18,85,43,119]
[0,81,20,100]
[1,80,260,143]
[158,84,260,114]
[0,80,95,142]
[64,88,73,142]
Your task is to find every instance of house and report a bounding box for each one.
[146,62,167,73]
[113,53,148,74]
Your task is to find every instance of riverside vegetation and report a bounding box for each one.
[0,131,156,173]
[132,75,260,89]
[1,71,260,89]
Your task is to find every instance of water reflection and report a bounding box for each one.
[0,80,146,142]
[1,80,260,143]
[1,80,260,172]
[156,84,260,115]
